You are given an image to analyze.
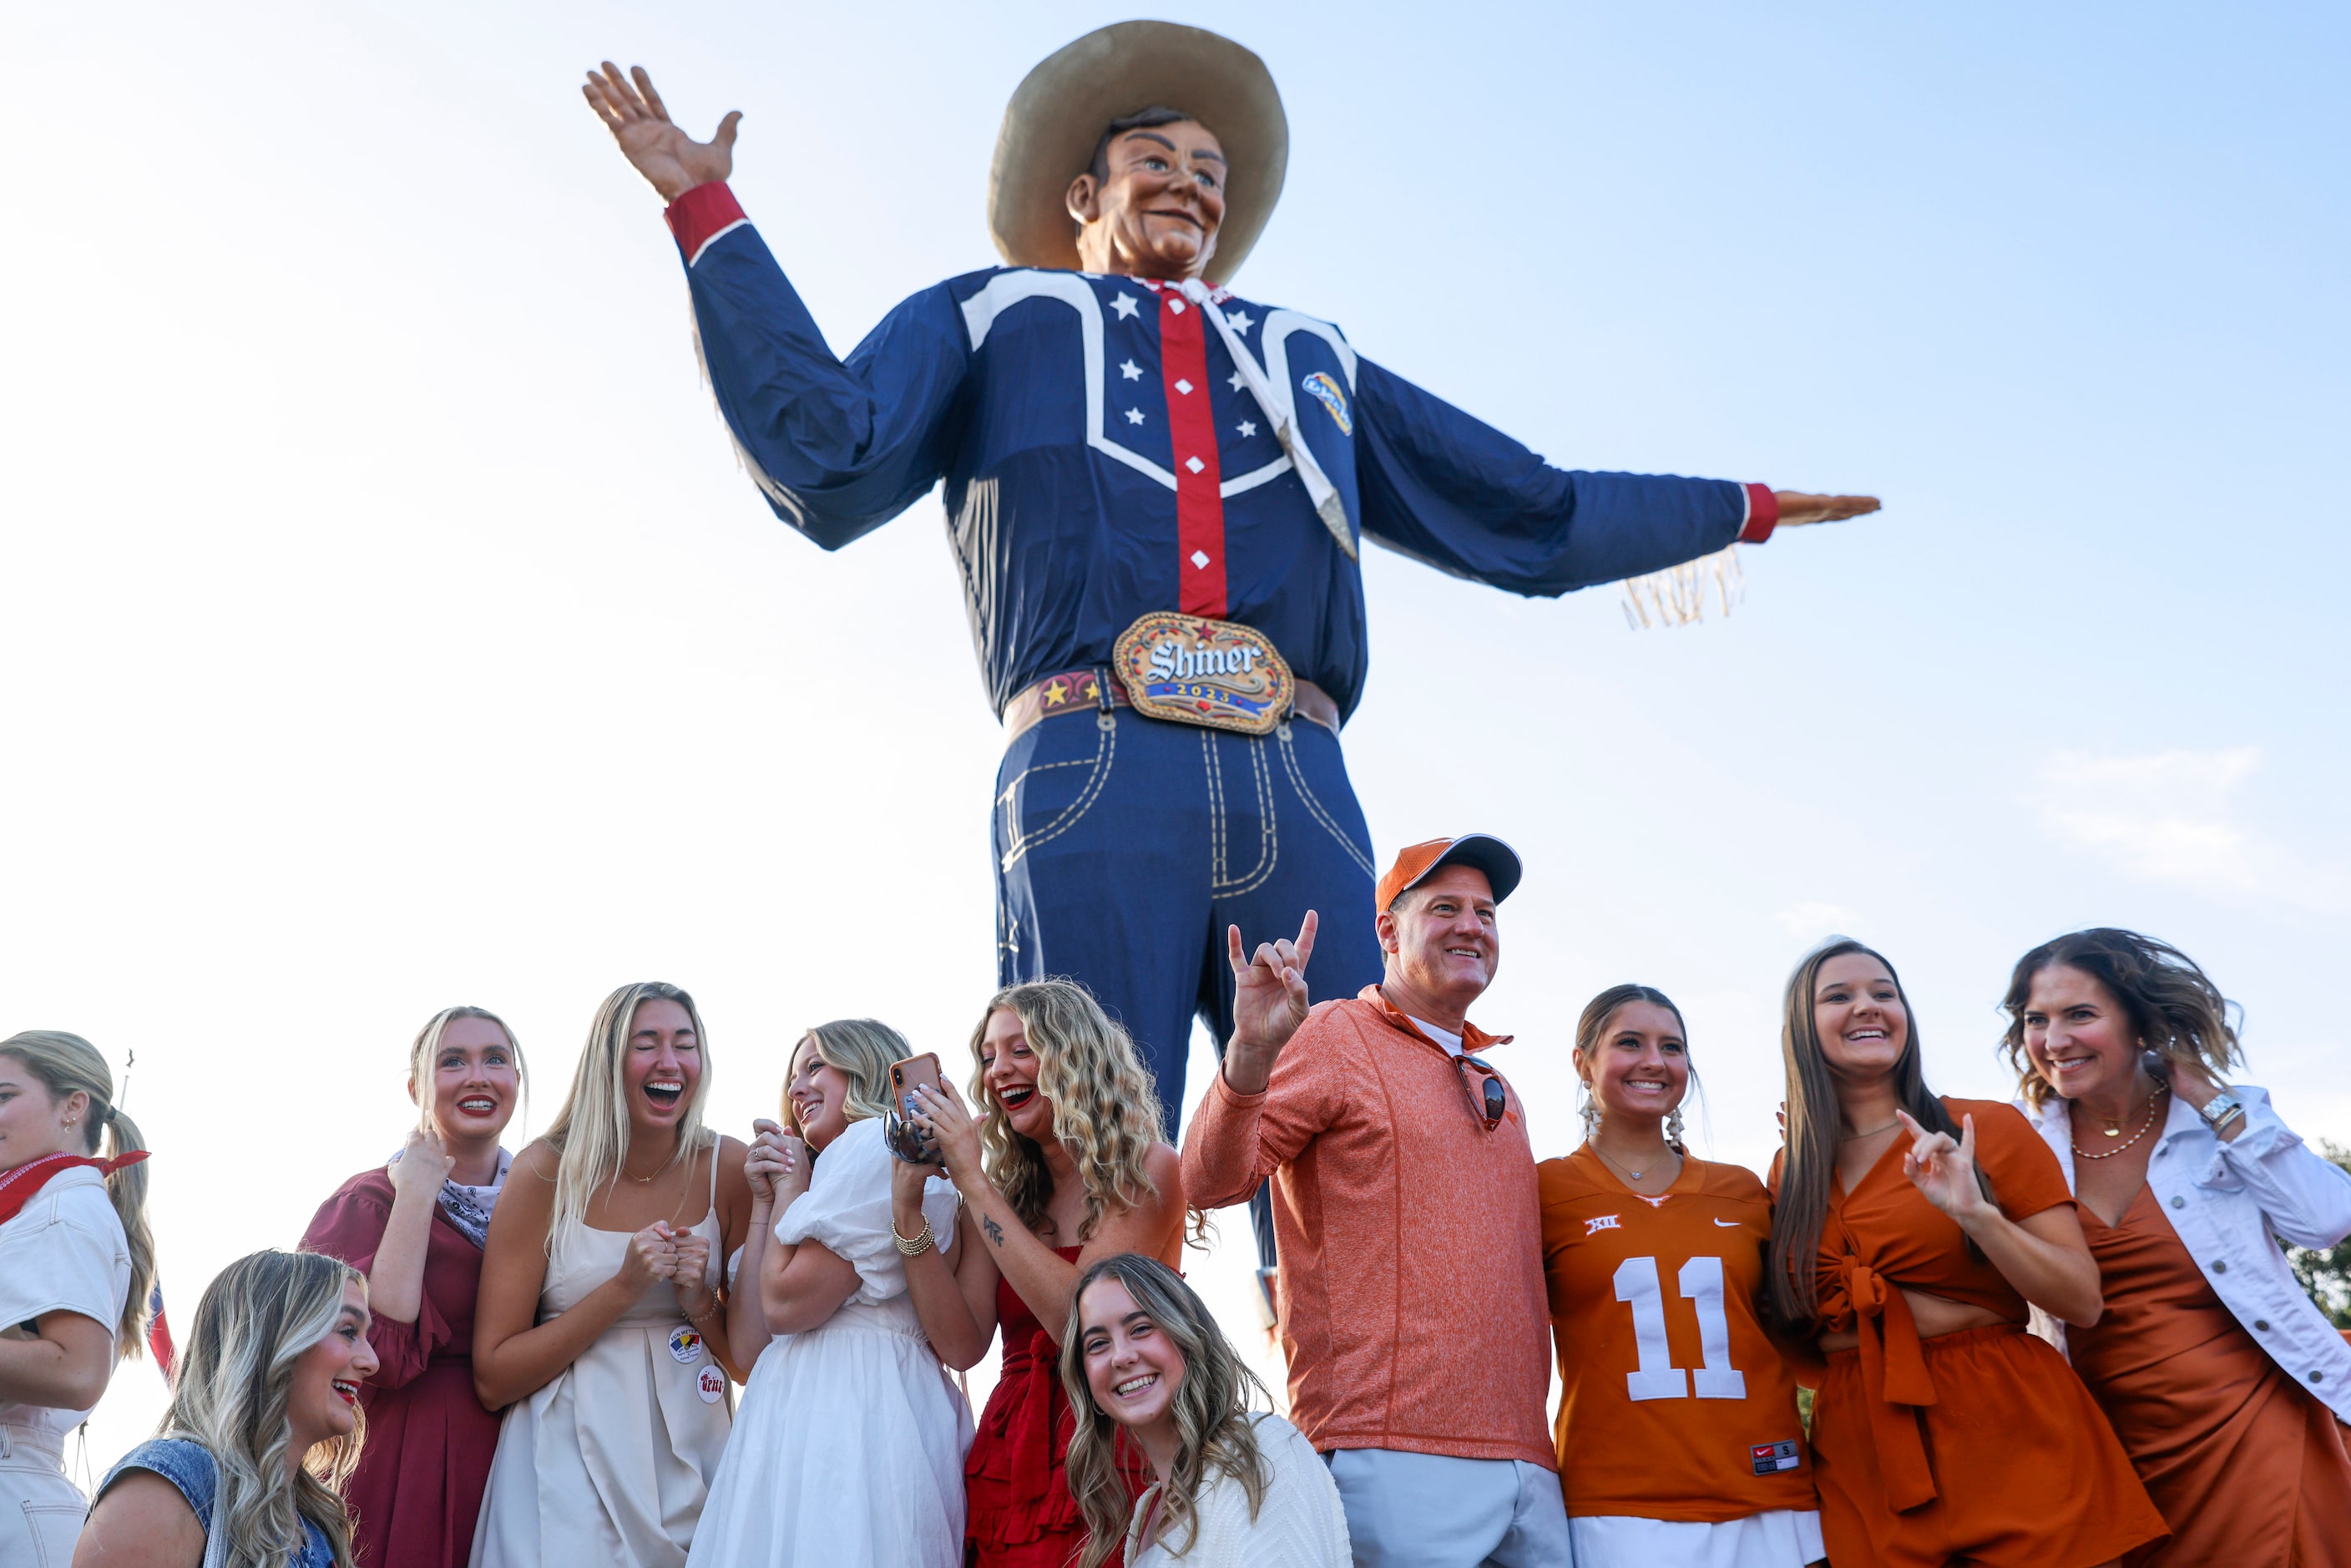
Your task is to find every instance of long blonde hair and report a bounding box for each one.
[160,1249,365,1568]
[780,1019,908,1139]
[0,1030,155,1358]
[969,981,1162,1244]
[1061,1253,1271,1568]
[405,1006,528,1136]
[541,983,711,1243]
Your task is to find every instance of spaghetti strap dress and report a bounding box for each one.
[468,1148,732,1568]
[2073,1182,2351,1566]
[967,1243,1148,1567]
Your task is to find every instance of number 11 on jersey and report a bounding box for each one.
[1612,1256,1748,1403]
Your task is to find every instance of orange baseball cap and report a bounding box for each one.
[1374,834,1524,913]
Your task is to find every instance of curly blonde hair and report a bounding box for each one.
[968,980,1162,1243]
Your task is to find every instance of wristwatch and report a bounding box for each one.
[2198,1091,2245,1130]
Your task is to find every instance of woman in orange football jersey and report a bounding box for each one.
[1539,984,1825,1567]
[1766,939,2166,1568]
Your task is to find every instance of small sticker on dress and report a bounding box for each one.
[667,1324,703,1365]
[697,1364,726,1404]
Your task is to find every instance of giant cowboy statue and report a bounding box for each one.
[584,23,1877,1266]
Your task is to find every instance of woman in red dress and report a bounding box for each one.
[301,1006,527,1568]
[897,979,1186,1568]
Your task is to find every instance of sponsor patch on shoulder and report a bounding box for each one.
[1301,371,1352,436]
[1750,1439,1802,1475]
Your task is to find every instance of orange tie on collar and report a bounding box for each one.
[1840,1256,1941,1513]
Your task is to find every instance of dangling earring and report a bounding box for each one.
[1580,1085,1600,1142]
[1666,1104,1685,1151]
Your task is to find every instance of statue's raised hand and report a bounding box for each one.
[584,63,739,204]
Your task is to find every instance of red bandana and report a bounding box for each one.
[0,1150,149,1227]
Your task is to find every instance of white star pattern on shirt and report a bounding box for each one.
[1226,311,1253,333]
[1111,294,1140,321]
[1125,408,1145,426]
[1236,420,1257,438]
[1227,370,1246,392]
[1119,359,1142,381]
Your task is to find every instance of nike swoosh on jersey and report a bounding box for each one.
[1712,1217,1743,1227]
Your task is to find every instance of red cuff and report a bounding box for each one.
[665,182,749,266]
[1739,482,1779,544]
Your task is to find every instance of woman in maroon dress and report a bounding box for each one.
[897,979,1187,1568]
[301,1005,526,1568]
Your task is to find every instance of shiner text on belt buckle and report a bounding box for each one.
[1111,612,1293,737]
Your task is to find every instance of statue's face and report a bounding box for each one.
[1066,119,1227,281]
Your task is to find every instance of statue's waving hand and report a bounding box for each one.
[584,63,739,204]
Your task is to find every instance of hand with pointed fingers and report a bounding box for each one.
[1773,492,1882,527]
[582,63,740,203]
[1221,911,1319,1095]
[1896,1110,1993,1226]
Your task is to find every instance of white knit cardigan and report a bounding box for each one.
[1125,1413,1352,1566]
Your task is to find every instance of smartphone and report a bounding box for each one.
[887,1053,944,1163]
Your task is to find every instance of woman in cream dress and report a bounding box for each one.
[686,1019,975,1568]
[468,984,760,1568]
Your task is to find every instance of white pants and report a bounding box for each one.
[0,1425,83,1568]
[1569,1510,1825,1568]
[1323,1449,1573,1568]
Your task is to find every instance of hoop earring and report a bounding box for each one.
[1666,1104,1685,1151]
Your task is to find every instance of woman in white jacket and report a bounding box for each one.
[2007,928,2351,1566]
[1060,1253,1349,1568]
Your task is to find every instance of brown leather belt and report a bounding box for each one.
[1004,667,1338,743]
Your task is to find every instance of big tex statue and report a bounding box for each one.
[585,23,1876,1242]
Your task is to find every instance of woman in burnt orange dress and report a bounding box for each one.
[2006,928,2351,1566]
[1766,938,2166,1568]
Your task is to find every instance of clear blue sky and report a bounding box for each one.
[4,0,2344,1455]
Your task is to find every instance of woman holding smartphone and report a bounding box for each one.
[1061,1253,1348,1567]
[1767,938,2166,1568]
[901,979,1186,1568]
[300,1006,526,1568]
[685,1019,974,1568]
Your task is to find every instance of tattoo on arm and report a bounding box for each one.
[983,1216,1004,1248]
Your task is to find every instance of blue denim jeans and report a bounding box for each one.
[993,701,1383,1255]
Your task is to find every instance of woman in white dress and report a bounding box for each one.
[468,983,756,1568]
[685,1019,976,1568]
[0,1031,154,1568]
[1062,1253,1349,1568]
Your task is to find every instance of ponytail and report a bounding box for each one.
[0,1032,157,1359]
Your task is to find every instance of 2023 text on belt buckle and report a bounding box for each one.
[1110,612,1294,737]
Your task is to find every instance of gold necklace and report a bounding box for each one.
[1839,1120,1898,1141]
[2071,1085,2166,1161]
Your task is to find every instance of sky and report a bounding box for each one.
[4,0,2346,1478]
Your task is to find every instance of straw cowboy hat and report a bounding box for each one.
[988,20,1289,279]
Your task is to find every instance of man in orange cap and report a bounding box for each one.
[1184,835,1570,1567]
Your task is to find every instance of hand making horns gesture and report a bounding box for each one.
[1894,1109,1995,1226]
[584,63,739,205]
[1220,911,1318,1096]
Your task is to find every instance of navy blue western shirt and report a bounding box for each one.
[665,183,1777,722]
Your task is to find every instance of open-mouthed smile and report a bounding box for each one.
[998,1085,1037,1110]
[644,1078,685,1109]
[331,1379,361,1406]
[1111,1371,1160,1399]
[455,1095,498,1115]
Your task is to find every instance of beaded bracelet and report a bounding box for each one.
[892,1216,937,1257]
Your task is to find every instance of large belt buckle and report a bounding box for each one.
[1111,612,1292,736]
